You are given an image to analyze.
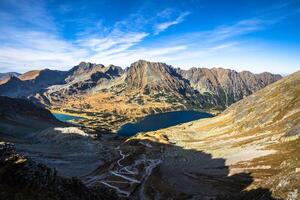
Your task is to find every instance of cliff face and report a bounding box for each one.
[122,70,299,199]
[0,142,117,200]
[178,67,282,107]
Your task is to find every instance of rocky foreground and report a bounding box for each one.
[0,96,121,199]
[0,142,117,200]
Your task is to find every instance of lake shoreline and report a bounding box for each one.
[118,110,213,137]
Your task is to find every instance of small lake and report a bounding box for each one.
[117,110,213,137]
[53,113,83,122]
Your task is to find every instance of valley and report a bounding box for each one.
[0,60,282,133]
[0,60,298,200]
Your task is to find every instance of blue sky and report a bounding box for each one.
[0,0,299,74]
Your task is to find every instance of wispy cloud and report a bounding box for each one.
[207,19,267,42]
[154,12,190,35]
[0,0,299,74]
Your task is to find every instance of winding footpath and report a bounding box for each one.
[84,146,161,197]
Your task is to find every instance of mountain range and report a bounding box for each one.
[0,60,282,131]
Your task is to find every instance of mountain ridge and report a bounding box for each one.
[0,60,282,131]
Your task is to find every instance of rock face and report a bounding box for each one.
[178,67,282,107]
[122,70,300,199]
[0,142,117,200]
[125,60,190,95]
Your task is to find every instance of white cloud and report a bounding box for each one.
[0,1,299,75]
[154,12,190,35]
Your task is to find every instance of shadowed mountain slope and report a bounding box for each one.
[0,142,117,200]
[0,72,20,85]
[0,96,63,136]
[0,69,67,98]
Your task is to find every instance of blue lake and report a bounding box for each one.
[53,113,83,122]
[117,110,213,137]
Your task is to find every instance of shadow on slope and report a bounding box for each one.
[88,137,278,199]
[0,142,117,200]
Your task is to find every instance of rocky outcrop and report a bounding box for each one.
[0,142,117,200]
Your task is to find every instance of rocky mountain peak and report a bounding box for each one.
[104,65,124,77]
[178,67,282,107]
[66,62,106,82]
[125,60,188,94]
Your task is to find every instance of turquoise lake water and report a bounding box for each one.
[53,113,83,122]
[117,110,213,137]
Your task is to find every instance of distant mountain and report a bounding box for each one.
[178,67,282,107]
[0,72,20,85]
[0,61,281,106]
[64,62,124,92]
[0,69,67,97]
[125,60,190,95]
[0,60,282,130]
[120,70,300,199]
[66,62,106,82]
[0,72,20,80]
[19,69,67,87]
[37,62,125,106]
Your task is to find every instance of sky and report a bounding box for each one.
[0,0,299,74]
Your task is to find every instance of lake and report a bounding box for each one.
[117,110,213,137]
[53,113,83,122]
